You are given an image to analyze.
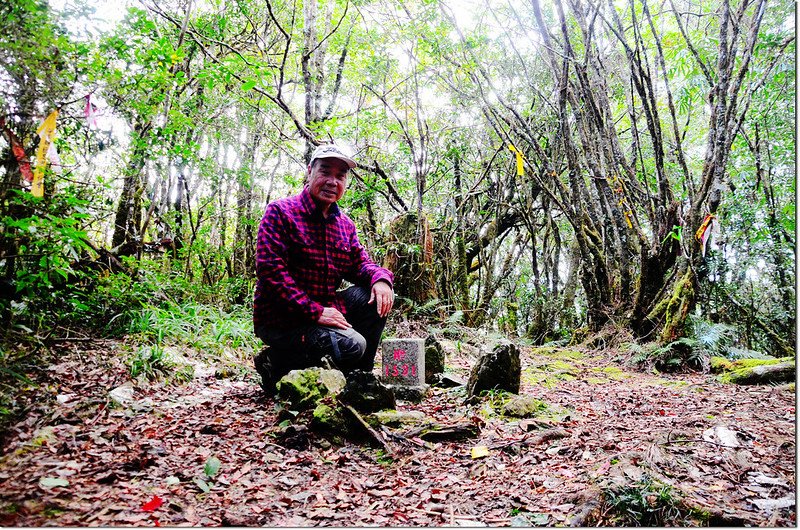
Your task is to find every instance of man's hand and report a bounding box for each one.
[369,281,394,318]
[317,307,352,329]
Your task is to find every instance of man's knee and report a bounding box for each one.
[330,327,367,364]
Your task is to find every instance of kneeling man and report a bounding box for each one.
[253,144,394,390]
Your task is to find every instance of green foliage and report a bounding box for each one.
[127,342,193,383]
[0,0,794,365]
[603,475,694,526]
[127,300,258,358]
[3,193,90,278]
[194,455,222,493]
[396,296,444,318]
[1,190,99,333]
[203,456,221,478]
[630,316,772,372]
[0,345,34,430]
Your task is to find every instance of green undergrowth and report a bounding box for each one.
[0,345,38,440]
[125,301,259,382]
[599,475,706,526]
[624,317,780,373]
[127,343,195,384]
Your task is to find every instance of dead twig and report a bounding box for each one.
[341,404,392,453]
[489,427,570,450]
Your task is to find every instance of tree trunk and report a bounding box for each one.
[111,122,149,252]
[452,152,469,311]
[234,129,260,279]
[383,212,437,307]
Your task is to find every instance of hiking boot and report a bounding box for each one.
[319,354,339,371]
[253,347,275,393]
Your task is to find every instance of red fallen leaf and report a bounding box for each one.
[142,496,164,512]
[594,460,611,477]
[153,518,161,527]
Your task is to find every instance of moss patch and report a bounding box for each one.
[598,366,629,380]
[311,402,349,435]
[530,347,586,361]
[522,369,577,389]
[717,358,795,385]
[660,380,689,388]
[522,348,583,389]
[710,356,734,373]
[503,395,550,417]
[730,357,790,369]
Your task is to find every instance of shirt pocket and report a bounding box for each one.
[287,230,322,270]
[329,238,353,275]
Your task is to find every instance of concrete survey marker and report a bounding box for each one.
[381,338,425,387]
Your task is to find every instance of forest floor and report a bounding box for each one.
[0,333,795,527]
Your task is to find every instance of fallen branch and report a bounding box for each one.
[401,422,480,442]
[341,404,392,453]
[380,426,436,449]
[489,427,570,450]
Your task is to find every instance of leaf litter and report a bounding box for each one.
[0,338,795,526]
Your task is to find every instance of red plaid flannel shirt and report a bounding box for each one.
[253,187,393,330]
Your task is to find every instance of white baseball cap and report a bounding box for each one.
[310,144,357,169]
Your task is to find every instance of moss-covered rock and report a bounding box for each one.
[369,410,426,427]
[731,357,792,369]
[276,368,346,411]
[425,335,445,383]
[503,395,549,417]
[311,402,349,435]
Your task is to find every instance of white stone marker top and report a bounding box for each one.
[381,338,425,387]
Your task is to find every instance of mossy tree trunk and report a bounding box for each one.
[111,121,150,253]
[383,212,437,308]
[449,151,471,312]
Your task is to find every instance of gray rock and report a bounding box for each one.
[467,340,521,397]
[276,367,346,411]
[433,373,467,388]
[424,335,445,383]
[391,384,430,403]
[109,383,135,406]
[338,370,396,413]
[503,394,547,417]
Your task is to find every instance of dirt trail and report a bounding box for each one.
[0,339,795,526]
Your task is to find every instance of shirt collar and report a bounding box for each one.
[300,186,340,220]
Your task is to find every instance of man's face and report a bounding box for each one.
[307,157,350,208]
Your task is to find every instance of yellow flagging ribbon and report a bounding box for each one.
[695,213,718,257]
[507,143,525,176]
[32,110,59,198]
[623,211,633,229]
[694,213,716,242]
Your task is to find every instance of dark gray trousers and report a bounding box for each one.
[255,285,387,377]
